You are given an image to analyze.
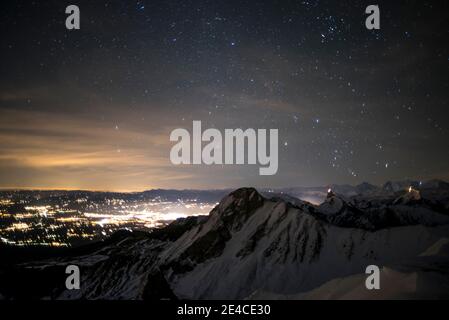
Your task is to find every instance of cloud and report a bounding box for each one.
[0,107,185,190]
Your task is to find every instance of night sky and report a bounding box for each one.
[0,0,448,191]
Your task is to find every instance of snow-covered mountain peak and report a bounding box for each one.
[317,190,351,216]
[2,185,449,300]
[213,187,265,218]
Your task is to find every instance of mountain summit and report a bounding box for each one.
[1,185,449,300]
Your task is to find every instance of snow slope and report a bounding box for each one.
[160,189,449,299]
[1,186,449,300]
[249,238,449,300]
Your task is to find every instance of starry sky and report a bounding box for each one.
[0,0,448,191]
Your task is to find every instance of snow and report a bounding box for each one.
[161,191,449,299]
[2,186,449,300]
[249,237,449,300]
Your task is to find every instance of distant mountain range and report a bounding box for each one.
[1,179,448,300]
[2,179,449,205]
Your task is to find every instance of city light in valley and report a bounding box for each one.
[0,190,218,247]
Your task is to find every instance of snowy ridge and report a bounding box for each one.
[159,189,449,299]
[0,185,449,300]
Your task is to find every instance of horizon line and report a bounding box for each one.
[0,178,445,194]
